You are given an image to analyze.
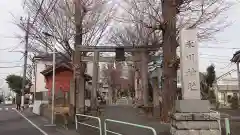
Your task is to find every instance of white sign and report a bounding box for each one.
[180,29,201,99]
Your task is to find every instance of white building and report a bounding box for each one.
[215,69,239,107]
[30,53,53,114]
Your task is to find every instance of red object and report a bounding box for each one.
[43,67,73,96]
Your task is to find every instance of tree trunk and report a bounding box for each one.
[74,1,85,114]
[161,0,177,122]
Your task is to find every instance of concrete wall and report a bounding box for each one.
[32,100,48,115]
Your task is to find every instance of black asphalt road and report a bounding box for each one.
[0,104,45,135]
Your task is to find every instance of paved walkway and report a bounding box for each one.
[0,104,65,135]
[76,106,170,135]
[20,105,170,135]
[101,106,170,135]
[21,109,80,135]
[0,105,46,135]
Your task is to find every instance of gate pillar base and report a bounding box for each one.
[170,100,221,135]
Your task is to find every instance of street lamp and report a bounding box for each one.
[42,32,56,126]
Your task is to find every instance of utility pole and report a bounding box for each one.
[51,43,56,125]
[21,15,30,109]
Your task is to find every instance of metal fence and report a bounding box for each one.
[104,119,157,135]
[210,110,231,135]
[75,114,102,135]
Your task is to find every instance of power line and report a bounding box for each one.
[0,61,22,64]
[0,42,23,51]
[200,46,240,50]
[0,70,22,75]
[0,33,24,39]
[199,53,231,58]
[219,63,233,70]
[0,44,19,51]
[209,61,230,64]
[200,57,230,61]
[0,66,22,68]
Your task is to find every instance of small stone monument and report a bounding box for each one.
[170,29,221,135]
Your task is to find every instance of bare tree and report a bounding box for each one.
[17,0,116,58]
[117,0,231,42]
[111,0,232,122]
[16,0,116,112]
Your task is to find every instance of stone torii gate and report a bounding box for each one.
[78,45,160,108]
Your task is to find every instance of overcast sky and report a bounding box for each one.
[0,0,240,92]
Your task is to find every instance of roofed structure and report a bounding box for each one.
[40,61,92,81]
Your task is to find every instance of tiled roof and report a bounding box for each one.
[40,61,92,81]
[33,52,71,61]
[40,61,72,75]
[230,50,240,62]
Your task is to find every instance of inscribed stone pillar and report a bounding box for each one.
[171,29,220,135]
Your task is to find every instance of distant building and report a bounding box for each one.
[215,69,239,107]
[31,53,55,115]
